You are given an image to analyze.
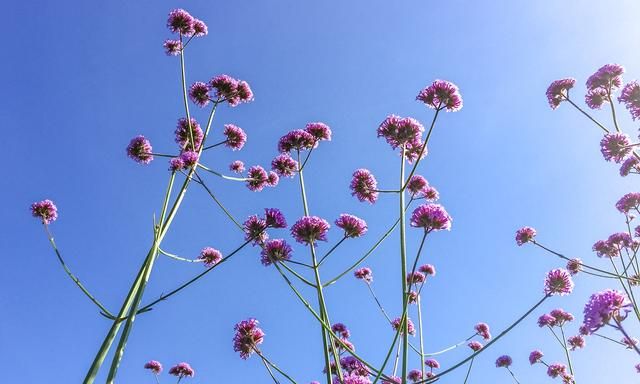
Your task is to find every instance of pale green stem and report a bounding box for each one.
[159,248,201,263]
[197,163,250,181]
[506,367,521,384]
[399,146,409,384]
[417,294,425,378]
[256,349,298,384]
[559,325,574,376]
[462,357,474,384]
[193,172,243,230]
[565,97,610,133]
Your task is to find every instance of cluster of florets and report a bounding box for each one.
[174,117,204,152]
[622,336,639,349]
[620,157,640,177]
[330,323,356,354]
[546,78,576,109]
[168,362,195,379]
[233,318,265,359]
[582,289,632,334]
[377,115,425,155]
[143,360,163,375]
[354,267,373,283]
[406,175,439,201]
[197,247,222,267]
[600,133,633,163]
[223,124,247,150]
[391,317,416,335]
[538,309,574,327]
[271,153,298,177]
[544,268,574,296]
[242,208,287,245]
[335,214,368,238]
[468,340,483,352]
[260,239,292,266]
[31,199,58,225]
[278,122,331,153]
[246,165,279,191]
[126,135,154,164]
[410,203,452,232]
[416,79,463,112]
[474,322,492,340]
[163,9,207,55]
[210,74,254,107]
[566,258,583,275]
[593,232,638,258]
[616,192,640,214]
[529,350,544,365]
[291,216,330,245]
[495,355,512,368]
[229,160,245,173]
[515,226,537,246]
[619,81,640,120]
[350,169,379,204]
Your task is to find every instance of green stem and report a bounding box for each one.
[565,97,610,133]
[506,367,521,384]
[559,325,574,377]
[197,163,250,181]
[417,294,425,378]
[159,247,201,263]
[607,92,621,132]
[318,236,347,266]
[256,349,298,384]
[193,172,243,230]
[402,107,441,191]
[462,357,474,384]
[399,146,409,384]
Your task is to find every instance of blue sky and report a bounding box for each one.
[3,0,640,382]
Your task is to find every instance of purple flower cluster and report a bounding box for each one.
[391,317,416,335]
[305,122,332,141]
[468,340,483,351]
[144,360,163,374]
[619,81,640,120]
[600,133,632,163]
[210,75,253,106]
[475,322,492,340]
[417,80,463,112]
[546,78,576,109]
[271,153,298,177]
[410,203,452,232]
[229,160,245,173]
[189,81,211,107]
[350,169,379,204]
[31,199,58,224]
[278,130,316,153]
[163,39,182,56]
[175,117,204,151]
[335,214,368,238]
[198,247,222,267]
[377,115,425,150]
[538,309,574,327]
[243,208,286,245]
[246,165,270,191]
[566,258,583,275]
[616,192,640,214]
[515,226,536,246]
[291,216,330,244]
[168,362,195,378]
[126,135,153,164]
[586,63,625,92]
[354,267,373,283]
[582,289,631,334]
[620,157,640,177]
[529,350,543,365]
[544,268,574,296]
[260,239,292,266]
[223,124,247,150]
[495,355,512,368]
[233,318,265,359]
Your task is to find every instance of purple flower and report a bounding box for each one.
[582,289,632,334]
[410,204,452,232]
[529,350,543,365]
[408,369,423,383]
[382,377,401,384]
[175,117,203,151]
[198,247,222,267]
[619,81,640,120]
[600,133,632,163]
[407,175,428,195]
[335,214,368,238]
[538,313,556,327]
[266,171,279,187]
[468,341,483,352]
[585,87,609,109]
[515,226,536,246]
[189,82,211,107]
[623,336,639,349]
[391,317,415,335]
[475,322,491,340]
[260,239,292,266]
[377,115,425,149]
[592,239,619,258]
[404,139,427,163]
[332,323,351,339]
[163,39,182,56]
[210,75,253,106]
[168,362,195,378]
[230,160,245,173]
[407,271,426,285]
[243,215,268,244]
[179,150,199,168]
[636,363,640,373]
[417,80,463,112]
[305,122,332,141]
[223,124,247,150]
[546,78,576,109]
[271,153,298,177]
[550,308,574,326]
[192,19,208,37]
[31,199,58,224]
[235,81,254,106]
[568,335,585,350]
[586,63,625,91]
[544,268,574,296]
[169,157,184,171]
[265,208,287,228]
[547,363,567,378]
[167,9,195,35]
[126,135,153,164]
[144,360,163,374]
[354,267,373,283]
[278,129,316,153]
[420,186,440,202]
[495,355,512,368]
[566,258,582,275]
[291,216,330,244]
[419,264,436,276]
[246,166,269,192]
[233,318,265,359]
[620,157,640,177]
[350,169,379,204]
[616,192,640,214]
[335,375,371,384]
[424,359,440,369]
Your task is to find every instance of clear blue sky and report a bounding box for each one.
[3,0,640,382]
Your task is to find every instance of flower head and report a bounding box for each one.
[616,192,640,214]
[332,323,351,339]
[619,81,640,120]
[475,322,491,340]
[126,135,153,164]
[391,317,415,335]
[538,313,556,327]
[592,239,619,258]
[546,78,576,109]
[515,226,536,246]
[585,87,609,109]
[408,369,423,383]
[305,122,332,141]
[544,268,574,296]
[246,166,269,192]
[547,363,567,378]
[163,39,183,56]
[620,157,640,177]
[550,308,574,326]
[179,151,199,168]
[567,258,583,275]
[622,336,639,349]
[230,160,245,173]
[421,186,440,202]
[243,215,268,244]
[168,362,195,378]
[410,204,452,232]
[169,157,184,171]
[335,214,368,238]
[198,247,222,267]
[167,9,195,35]
[529,350,543,365]
[354,267,373,283]
[407,175,428,195]
[582,289,632,334]
[175,117,203,151]
[377,115,424,149]
[278,129,316,153]
[424,359,440,369]
[233,318,265,359]
[266,171,279,187]
[271,153,298,177]
[291,216,330,244]
[189,82,211,107]
[260,239,292,266]
[419,264,436,276]
[31,200,58,224]
[586,64,625,91]
[210,75,253,106]
[192,19,208,37]
[265,208,287,228]
[144,360,163,374]
[568,335,585,350]
[468,341,483,352]
[350,169,379,204]
[495,355,512,368]
[407,271,426,285]
[600,132,632,163]
[224,124,247,150]
[417,80,463,112]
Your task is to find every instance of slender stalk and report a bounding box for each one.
[565,97,610,133]
[202,139,228,151]
[193,172,243,230]
[260,355,281,384]
[256,349,298,384]
[159,248,201,263]
[318,236,347,266]
[277,260,316,288]
[423,334,475,357]
[392,340,402,376]
[197,163,250,181]
[533,242,628,279]
[559,325,574,376]
[613,320,640,356]
[506,367,521,384]
[592,332,628,346]
[367,283,392,322]
[417,294,425,378]
[399,146,409,383]
[402,107,441,191]
[607,92,621,132]
[609,258,640,321]
[462,357,474,384]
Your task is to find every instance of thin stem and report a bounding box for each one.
[260,354,281,384]
[417,294,425,379]
[613,320,640,356]
[607,92,621,132]
[202,139,228,151]
[197,163,250,181]
[565,97,610,133]
[318,236,347,266]
[533,242,627,279]
[609,258,640,322]
[367,283,392,322]
[256,349,298,384]
[159,248,201,263]
[402,107,441,191]
[423,334,476,357]
[559,325,574,376]
[277,260,316,288]
[463,357,474,384]
[399,146,409,384]
[193,172,243,230]
[392,339,402,377]
[593,332,628,346]
[506,367,521,384]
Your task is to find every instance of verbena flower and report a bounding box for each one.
[529,350,543,365]
[230,160,245,173]
[592,239,619,258]
[163,39,182,56]
[407,271,426,285]
[417,80,463,112]
[305,122,332,141]
[179,150,199,168]
[404,139,427,163]
[354,267,373,283]
[408,369,423,382]
[331,323,351,339]
[567,258,582,275]
[31,199,58,224]
[350,169,379,204]
[243,215,268,244]
[189,82,211,107]
[546,78,576,109]
[335,375,371,384]
[291,216,330,244]
[169,157,184,171]
[585,88,609,109]
[210,75,253,106]
[619,81,640,120]
[586,63,624,91]
[538,313,556,327]
[475,322,491,340]
[198,247,222,267]
[468,341,483,352]
[547,363,567,378]
[419,264,436,276]
[335,214,368,238]
[620,157,640,177]
[264,208,287,228]
[582,289,632,334]
[233,318,264,359]
[623,336,639,349]
[246,165,269,192]
[600,132,632,163]
[391,317,415,335]
[260,239,292,266]
[616,192,640,214]
[175,117,203,151]
[495,355,512,368]
[144,360,163,374]
[377,115,424,149]
[339,356,368,377]
[550,308,574,326]
[224,124,247,150]
[266,171,279,187]
[410,204,452,232]
[424,359,440,369]
[515,226,536,246]
[192,19,208,37]
[420,186,439,201]
[168,362,195,378]
[407,175,428,195]
[544,268,574,296]
[271,153,298,177]
[167,9,195,35]
[278,129,316,153]
[407,290,419,304]
[126,135,153,164]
